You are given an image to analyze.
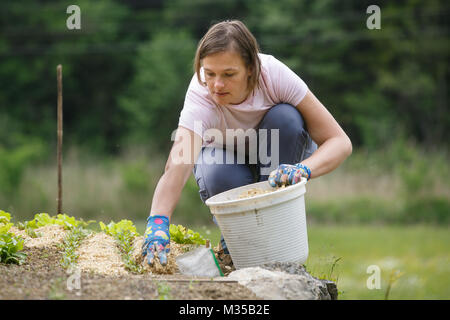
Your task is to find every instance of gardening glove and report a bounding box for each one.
[142,215,170,266]
[268,163,311,187]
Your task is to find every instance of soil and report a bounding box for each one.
[238,185,286,199]
[0,226,258,300]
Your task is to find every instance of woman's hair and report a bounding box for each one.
[194,20,261,94]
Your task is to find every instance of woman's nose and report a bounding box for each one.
[214,79,224,90]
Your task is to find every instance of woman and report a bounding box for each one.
[142,20,352,266]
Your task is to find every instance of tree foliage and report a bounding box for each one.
[0,0,448,156]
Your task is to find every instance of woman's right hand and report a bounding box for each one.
[142,215,170,266]
[143,126,203,266]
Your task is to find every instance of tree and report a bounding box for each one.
[119,29,196,151]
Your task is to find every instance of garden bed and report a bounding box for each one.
[0,212,257,300]
[0,241,257,300]
[1,211,336,300]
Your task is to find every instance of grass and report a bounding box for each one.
[3,143,449,226]
[2,146,211,225]
[188,223,450,300]
[307,224,450,299]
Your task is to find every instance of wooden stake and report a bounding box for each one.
[57,65,63,214]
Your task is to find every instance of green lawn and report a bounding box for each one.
[187,223,450,300]
[305,224,450,299]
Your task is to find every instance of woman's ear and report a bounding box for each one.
[200,66,206,84]
[247,65,253,76]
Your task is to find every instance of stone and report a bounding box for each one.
[226,262,338,300]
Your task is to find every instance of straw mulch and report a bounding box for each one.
[10,225,67,248]
[9,225,215,277]
[132,236,199,275]
[76,232,128,276]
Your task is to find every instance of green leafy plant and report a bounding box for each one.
[100,220,142,273]
[59,227,91,269]
[18,213,95,231]
[0,210,11,224]
[0,232,26,264]
[169,224,206,245]
[99,219,139,238]
[0,210,13,235]
[0,210,27,264]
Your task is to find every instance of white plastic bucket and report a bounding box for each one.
[205,178,309,269]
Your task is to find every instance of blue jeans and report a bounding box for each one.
[193,103,317,253]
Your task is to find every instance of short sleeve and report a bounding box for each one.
[265,55,309,106]
[178,75,218,139]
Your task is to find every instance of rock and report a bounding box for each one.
[226,262,338,300]
[260,262,338,300]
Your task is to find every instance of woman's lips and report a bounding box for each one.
[215,92,229,97]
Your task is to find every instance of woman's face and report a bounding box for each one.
[202,50,252,106]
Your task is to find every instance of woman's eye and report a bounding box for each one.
[225,73,234,77]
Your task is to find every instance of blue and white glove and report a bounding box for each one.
[142,215,170,266]
[268,163,311,187]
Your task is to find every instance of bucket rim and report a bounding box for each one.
[205,178,307,208]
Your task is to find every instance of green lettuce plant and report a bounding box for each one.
[18,213,95,231]
[100,219,142,273]
[0,209,27,264]
[169,224,206,245]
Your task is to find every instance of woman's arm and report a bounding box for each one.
[149,126,203,220]
[296,90,352,179]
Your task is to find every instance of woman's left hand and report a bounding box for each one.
[268,163,311,187]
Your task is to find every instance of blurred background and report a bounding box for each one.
[0,0,448,299]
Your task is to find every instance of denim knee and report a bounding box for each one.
[258,103,306,134]
[257,103,316,180]
[193,147,254,203]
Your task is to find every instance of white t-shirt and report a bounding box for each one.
[178,53,309,148]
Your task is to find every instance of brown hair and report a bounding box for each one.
[194,20,261,94]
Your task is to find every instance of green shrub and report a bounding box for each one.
[308,196,449,225]
[401,197,450,224]
[0,141,46,197]
[173,176,212,225]
[120,161,150,194]
[308,198,399,224]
